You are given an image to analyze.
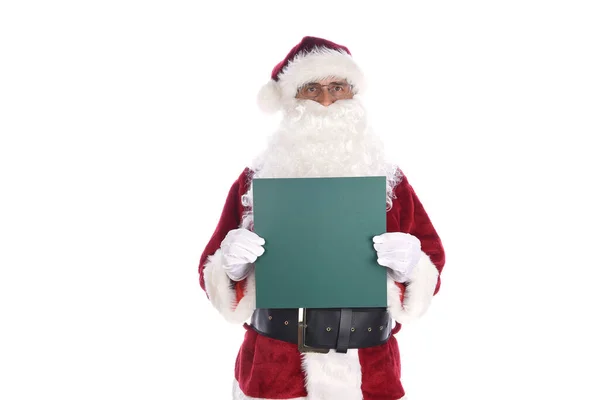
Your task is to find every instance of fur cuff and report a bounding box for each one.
[203,249,256,324]
[387,251,440,324]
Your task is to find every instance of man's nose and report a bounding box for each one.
[317,90,335,106]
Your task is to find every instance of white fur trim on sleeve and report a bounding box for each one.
[203,249,256,324]
[387,251,440,324]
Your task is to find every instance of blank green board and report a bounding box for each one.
[252,176,387,309]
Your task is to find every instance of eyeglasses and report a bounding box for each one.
[296,81,353,100]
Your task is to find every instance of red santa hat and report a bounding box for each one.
[257,36,367,113]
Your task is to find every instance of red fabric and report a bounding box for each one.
[387,175,446,295]
[270,36,352,81]
[396,282,406,303]
[235,280,246,304]
[198,169,445,398]
[235,324,308,398]
[198,168,252,295]
[359,335,404,399]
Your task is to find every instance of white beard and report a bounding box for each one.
[241,97,402,228]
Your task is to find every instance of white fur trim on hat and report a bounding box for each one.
[256,79,282,114]
[279,48,366,98]
[256,48,366,114]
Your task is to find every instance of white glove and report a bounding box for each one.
[220,228,265,281]
[373,232,421,283]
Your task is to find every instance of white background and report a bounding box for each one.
[1,1,599,399]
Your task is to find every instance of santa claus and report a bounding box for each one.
[198,36,445,400]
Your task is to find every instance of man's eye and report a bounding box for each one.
[307,87,317,92]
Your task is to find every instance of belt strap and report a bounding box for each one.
[249,308,393,351]
[336,309,352,353]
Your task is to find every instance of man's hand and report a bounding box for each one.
[373,232,421,283]
[220,228,266,281]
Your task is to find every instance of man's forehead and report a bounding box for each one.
[302,77,349,86]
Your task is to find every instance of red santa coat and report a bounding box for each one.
[199,168,445,400]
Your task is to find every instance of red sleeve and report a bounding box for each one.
[392,175,446,295]
[198,169,251,293]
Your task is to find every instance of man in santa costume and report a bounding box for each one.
[198,36,446,400]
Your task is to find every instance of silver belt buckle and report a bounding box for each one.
[297,308,329,354]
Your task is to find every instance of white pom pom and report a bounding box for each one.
[256,80,282,114]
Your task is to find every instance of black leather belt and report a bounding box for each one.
[250,307,393,353]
